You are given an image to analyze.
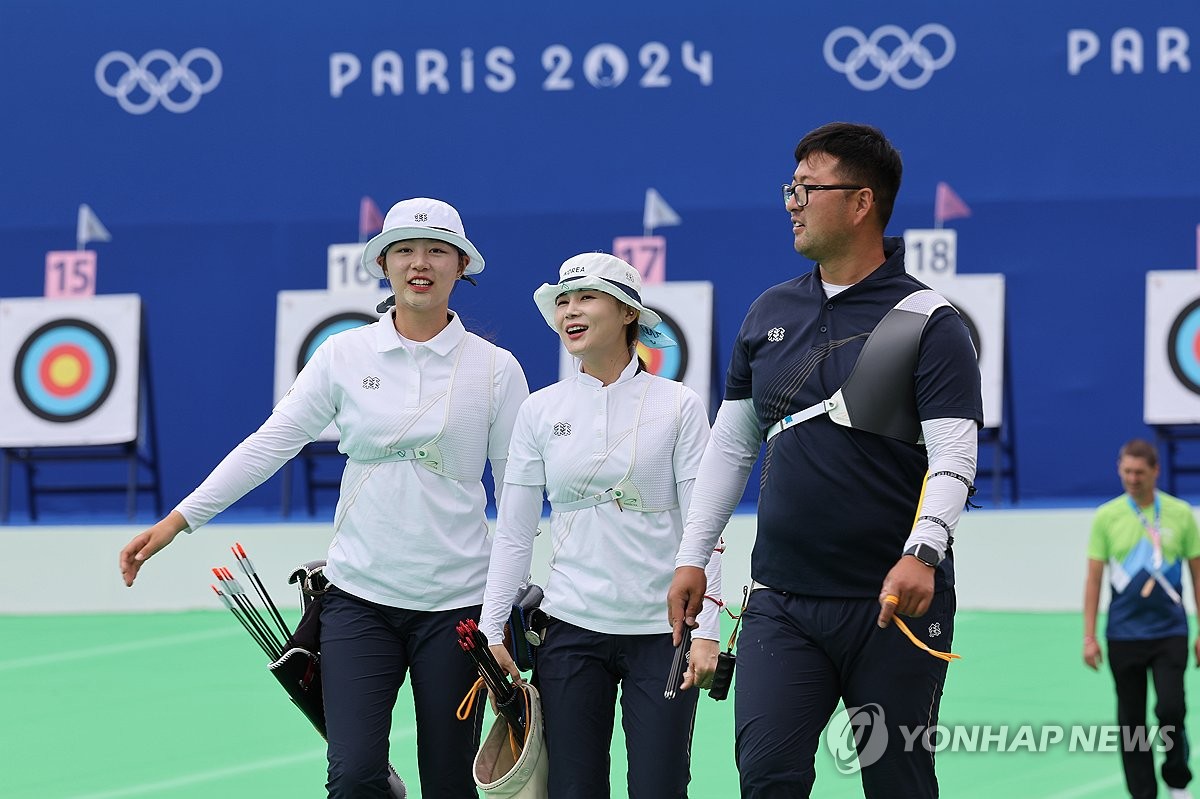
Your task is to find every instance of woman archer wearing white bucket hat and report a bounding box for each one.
[478,252,724,798]
[119,197,529,798]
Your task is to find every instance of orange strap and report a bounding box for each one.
[892,616,961,663]
[455,676,485,721]
[884,471,962,663]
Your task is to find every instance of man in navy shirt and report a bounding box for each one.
[670,122,983,798]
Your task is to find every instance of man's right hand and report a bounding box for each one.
[1083,638,1103,671]
[118,511,186,587]
[667,565,707,647]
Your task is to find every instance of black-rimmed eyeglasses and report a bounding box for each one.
[782,183,866,208]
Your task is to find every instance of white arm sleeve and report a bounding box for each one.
[904,417,978,558]
[480,481,544,643]
[697,542,724,641]
[679,478,722,640]
[491,458,507,507]
[675,398,760,568]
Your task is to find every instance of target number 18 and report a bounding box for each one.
[45,251,97,298]
[903,229,958,277]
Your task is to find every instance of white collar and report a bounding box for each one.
[375,310,465,355]
[573,354,641,388]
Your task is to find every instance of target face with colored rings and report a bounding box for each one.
[14,318,118,422]
[1168,298,1200,396]
[635,306,689,381]
[297,312,377,373]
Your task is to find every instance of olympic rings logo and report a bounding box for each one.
[823,24,955,91]
[95,48,222,114]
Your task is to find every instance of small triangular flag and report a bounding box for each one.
[76,203,111,250]
[643,188,681,236]
[359,196,384,242]
[934,182,971,228]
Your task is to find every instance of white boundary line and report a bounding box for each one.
[63,727,418,799]
[1041,774,1124,799]
[0,627,238,672]
[64,749,326,799]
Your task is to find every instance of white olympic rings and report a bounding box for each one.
[95,48,222,114]
[823,24,955,91]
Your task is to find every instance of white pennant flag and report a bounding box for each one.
[76,203,112,250]
[643,188,681,236]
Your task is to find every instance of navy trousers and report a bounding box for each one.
[533,618,700,799]
[1108,635,1192,799]
[734,589,954,799]
[319,585,484,798]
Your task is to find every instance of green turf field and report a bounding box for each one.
[1,610,1189,798]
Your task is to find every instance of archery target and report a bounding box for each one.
[15,319,116,422]
[558,281,714,414]
[1167,298,1200,395]
[635,307,689,381]
[1145,271,1200,424]
[275,289,390,441]
[0,294,141,446]
[297,312,377,375]
[921,274,1005,429]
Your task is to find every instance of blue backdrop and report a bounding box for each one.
[1,0,1198,518]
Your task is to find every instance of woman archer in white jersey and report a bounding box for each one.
[478,252,724,799]
[119,198,529,798]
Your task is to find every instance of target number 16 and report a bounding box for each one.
[903,229,958,277]
[327,243,380,292]
[45,251,97,298]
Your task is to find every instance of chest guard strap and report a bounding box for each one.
[765,290,953,445]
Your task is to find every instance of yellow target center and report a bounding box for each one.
[49,354,83,387]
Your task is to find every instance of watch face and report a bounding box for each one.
[908,544,939,567]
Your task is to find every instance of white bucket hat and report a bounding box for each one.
[360,198,485,279]
[532,252,675,348]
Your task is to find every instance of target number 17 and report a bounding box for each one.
[612,235,667,284]
[45,251,97,297]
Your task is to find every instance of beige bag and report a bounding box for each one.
[473,683,548,799]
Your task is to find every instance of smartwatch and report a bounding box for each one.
[903,543,942,568]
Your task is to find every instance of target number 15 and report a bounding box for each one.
[45,251,97,298]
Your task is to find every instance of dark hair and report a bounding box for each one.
[622,304,649,372]
[794,122,903,228]
[1119,438,1159,469]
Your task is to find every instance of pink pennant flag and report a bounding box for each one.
[934,182,971,228]
[359,196,384,242]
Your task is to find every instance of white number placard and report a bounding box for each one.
[327,243,381,292]
[903,229,958,278]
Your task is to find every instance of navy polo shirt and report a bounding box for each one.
[727,237,983,597]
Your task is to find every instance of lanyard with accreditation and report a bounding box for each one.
[1128,493,1182,604]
